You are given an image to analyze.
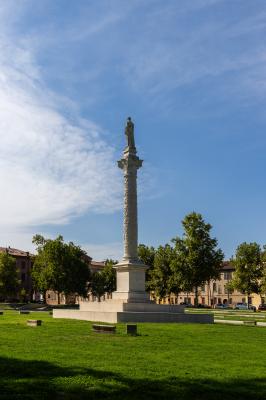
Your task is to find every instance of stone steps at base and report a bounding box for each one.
[53,309,213,324]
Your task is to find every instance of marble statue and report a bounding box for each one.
[125,117,136,149]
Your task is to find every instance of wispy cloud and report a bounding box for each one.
[121,4,266,100]
[26,0,265,110]
[0,3,121,236]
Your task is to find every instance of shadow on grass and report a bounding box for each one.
[0,356,265,400]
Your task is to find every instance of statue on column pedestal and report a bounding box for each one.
[125,117,136,150]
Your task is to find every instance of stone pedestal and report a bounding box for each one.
[112,261,150,303]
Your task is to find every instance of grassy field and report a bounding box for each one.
[0,311,265,400]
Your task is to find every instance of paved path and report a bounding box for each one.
[214,319,266,327]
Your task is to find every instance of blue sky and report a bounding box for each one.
[0,0,266,260]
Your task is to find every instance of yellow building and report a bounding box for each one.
[157,262,264,309]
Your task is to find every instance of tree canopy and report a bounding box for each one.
[0,252,20,300]
[90,260,117,301]
[230,242,264,303]
[32,235,91,302]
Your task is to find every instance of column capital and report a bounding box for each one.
[117,156,143,171]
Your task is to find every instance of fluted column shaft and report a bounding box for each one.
[118,153,142,262]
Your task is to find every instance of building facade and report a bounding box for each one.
[156,262,263,309]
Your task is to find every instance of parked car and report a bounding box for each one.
[258,304,266,311]
[180,302,194,308]
[234,303,256,311]
[215,303,229,309]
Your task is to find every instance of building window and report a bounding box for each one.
[229,298,232,304]
[201,285,205,293]
[213,283,217,292]
[218,285,222,294]
[242,298,246,303]
[201,297,205,305]
[224,272,232,280]
[21,273,25,282]
[21,261,26,269]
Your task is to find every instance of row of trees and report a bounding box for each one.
[0,212,266,304]
[32,235,116,303]
[0,235,116,303]
[138,212,224,305]
[138,213,266,304]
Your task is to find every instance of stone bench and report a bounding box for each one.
[243,320,257,326]
[19,310,30,314]
[92,324,116,334]
[27,320,42,327]
[126,324,137,335]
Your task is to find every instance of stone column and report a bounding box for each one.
[118,151,142,262]
[113,118,149,303]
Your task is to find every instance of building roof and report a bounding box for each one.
[221,261,234,271]
[0,247,34,257]
[91,260,105,268]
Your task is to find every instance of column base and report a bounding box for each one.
[113,260,150,303]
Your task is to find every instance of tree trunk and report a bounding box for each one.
[57,292,60,305]
[194,287,198,307]
[207,281,210,306]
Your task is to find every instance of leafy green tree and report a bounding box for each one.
[138,244,156,291]
[90,272,106,301]
[148,244,175,300]
[258,247,266,301]
[32,235,91,304]
[172,212,224,306]
[102,260,117,294]
[0,252,20,300]
[224,281,234,303]
[90,260,117,301]
[231,242,264,305]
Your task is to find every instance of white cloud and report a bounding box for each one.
[0,3,121,235]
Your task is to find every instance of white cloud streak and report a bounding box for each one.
[0,3,121,235]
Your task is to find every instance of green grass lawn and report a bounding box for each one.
[0,311,265,400]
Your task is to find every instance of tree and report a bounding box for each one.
[138,244,156,291]
[0,252,20,300]
[172,212,224,306]
[90,260,117,301]
[148,244,175,300]
[231,242,264,305]
[258,247,266,301]
[32,235,91,304]
[102,260,117,294]
[90,272,106,301]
